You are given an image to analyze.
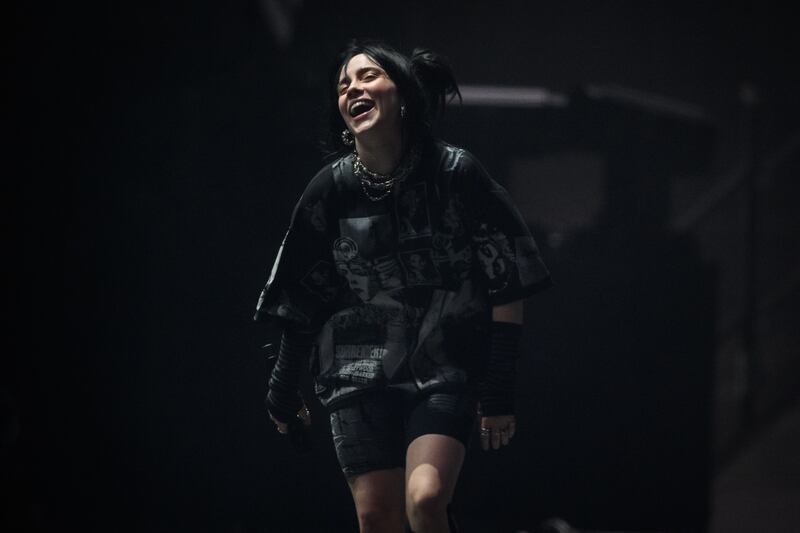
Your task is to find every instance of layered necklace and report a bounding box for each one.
[352,144,421,201]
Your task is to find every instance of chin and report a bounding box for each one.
[353,125,380,141]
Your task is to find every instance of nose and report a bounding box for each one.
[345,80,364,99]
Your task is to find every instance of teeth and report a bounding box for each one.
[350,100,373,116]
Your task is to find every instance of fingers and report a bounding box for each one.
[479,427,510,450]
[491,428,501,450]
[273,419,289,434]
[298,405,312,426]
[480,427,491,451]
[479,416,516,452]
[269,404,311,434]
[269,412,289,434]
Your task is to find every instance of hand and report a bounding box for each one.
[478,411,516,451]
[269,404,311,435]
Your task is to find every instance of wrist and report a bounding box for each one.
[265,390,302,424]
[478,395,515,417]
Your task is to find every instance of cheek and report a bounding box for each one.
[376,83,400,108]
[337,96,349,119]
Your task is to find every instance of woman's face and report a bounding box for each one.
[337,53,402,144]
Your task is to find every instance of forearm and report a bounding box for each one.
[266,326,315,423]
[480,300,524,416]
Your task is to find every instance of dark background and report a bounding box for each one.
[6,1,799,532]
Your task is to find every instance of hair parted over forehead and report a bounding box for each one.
[323,38,461,156]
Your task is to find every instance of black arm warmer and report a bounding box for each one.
[478,321,522,416]
[265,326,315,424]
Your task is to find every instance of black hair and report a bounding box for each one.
[322,38,461,157]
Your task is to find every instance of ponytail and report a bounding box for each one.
[410,48,462,124]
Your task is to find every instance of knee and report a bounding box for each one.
[406,478,448,523]
[357,505,403,533]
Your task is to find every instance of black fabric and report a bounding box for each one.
[255,140,551,410]
[466,154,553,305]
[265,327,315,423]
[329,388,477,478]
[478,321,522,416]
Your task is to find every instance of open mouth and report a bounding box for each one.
[349,99,375,118]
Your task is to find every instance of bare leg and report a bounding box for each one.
[405,434,466,533]
[347,467,406,533]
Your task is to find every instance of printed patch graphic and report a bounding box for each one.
[302,199,327,233]
[399,248,442,286]
[335,257,376,301]
[329,305,397,344]
[372,254,403,291]
[299,261,339,302]
[339,215,393,258]
[332,344,387,385]
[432,234,472,281]
[333,236,359,262]
[473,223,515,291]
[430,195,471,281]
[440,196,466,238]
[397,183,432,241]
[335,216,395,302]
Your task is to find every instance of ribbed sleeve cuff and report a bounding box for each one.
[478,321,522,416]
[265,327,315,423]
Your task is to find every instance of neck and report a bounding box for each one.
[354,133,403,175]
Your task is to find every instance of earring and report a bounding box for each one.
[341,129,354,147]
[400,105,407,118]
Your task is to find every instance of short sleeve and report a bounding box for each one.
[253,168,344,327]
[462,151,553,305]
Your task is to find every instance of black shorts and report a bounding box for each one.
[329,387,478,479]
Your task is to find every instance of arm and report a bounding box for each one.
[459,149,550,449]
[266,325,315,432]
[479,300,524,450]
[492,299,523,324]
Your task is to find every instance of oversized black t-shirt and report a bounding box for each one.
[255,140,551,408]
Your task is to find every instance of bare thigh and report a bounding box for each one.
[405,434,467,506]
[347,467,406,532]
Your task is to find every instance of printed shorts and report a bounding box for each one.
[329,388,478,479]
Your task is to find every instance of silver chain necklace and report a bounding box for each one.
[353,145,421,201]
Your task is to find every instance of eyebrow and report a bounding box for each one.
[338,66,384,85]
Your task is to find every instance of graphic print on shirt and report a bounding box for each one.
[327,304,400,386]
[298,260,340,302]
[257,144,553,409]
[399,249,442,287]
[334,215,401,302]
[473,222,516,292]
[331,344,388,385]
[302,198,327,233]
[431,196,472,282]
[396,182,432,241]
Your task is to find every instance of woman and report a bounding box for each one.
[255,39,551,533]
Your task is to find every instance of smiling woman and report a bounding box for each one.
[337,54,403,165]
[254,39,552,532]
